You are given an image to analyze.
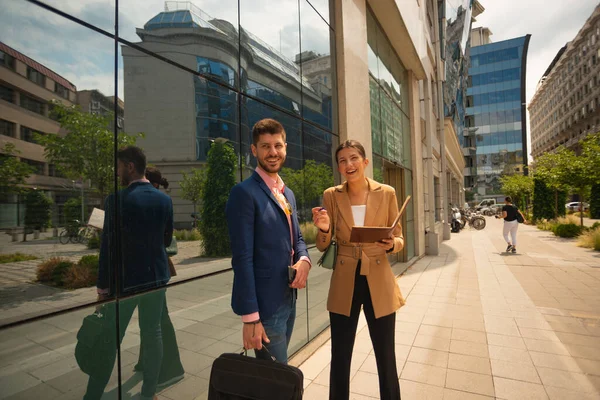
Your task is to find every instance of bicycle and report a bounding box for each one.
[59,220,97,244]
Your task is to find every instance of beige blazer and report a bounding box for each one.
[316,178,406,318]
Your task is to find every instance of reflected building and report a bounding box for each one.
[76,89,125,133]
[122,1,332,226]
[529,5,600,159]
[465,31,531,198]
[442,0,483,210]
[0,41,78,227]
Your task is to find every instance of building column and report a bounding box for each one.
[333,0,372,178]
[408,71,425,257]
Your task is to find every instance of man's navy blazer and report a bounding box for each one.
[226,171,309,321]
[97,182,174,295]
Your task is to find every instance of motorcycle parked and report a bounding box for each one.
[460,208,486,230]
[451,206,463,233]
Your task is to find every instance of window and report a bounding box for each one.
[0,50,16,70]
[48,164,64,178]
[0,85,15,103]
[22,159,45,175]
[0,119,16,137]
[21,95,45,115]
[21,126,43,144]
[27,67,46,86]
[54,82,69,99]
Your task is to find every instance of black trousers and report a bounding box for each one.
[329,263,401,400]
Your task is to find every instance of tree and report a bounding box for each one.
[534,148,572,220]
[499,174,533,211]
[200,141,236,256]
[36,101,143,205]
[180,168,207,215]
[0,143,34,196]
[280,160,334,209]
[23,190,53,241]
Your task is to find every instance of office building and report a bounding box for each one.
[529,4,600,158]
[465,33,531,198]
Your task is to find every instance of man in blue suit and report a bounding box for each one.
[226,118,311,363]
[85,146,173,400]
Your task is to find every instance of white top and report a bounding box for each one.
[351,205,367,227]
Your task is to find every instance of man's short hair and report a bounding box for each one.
[117,146,146,175]
[252,118,286,145]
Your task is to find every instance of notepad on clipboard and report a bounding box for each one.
[349,195,411,243]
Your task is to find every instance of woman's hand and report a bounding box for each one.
[312,207,330,232]
[376,238,394,251]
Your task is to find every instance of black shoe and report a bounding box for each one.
[506,244,513,252]
[511,247,517,253]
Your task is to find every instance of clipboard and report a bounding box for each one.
[349,195,411,243]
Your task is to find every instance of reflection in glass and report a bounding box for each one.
[0,1,117,326]
[240,0,303,114]
[120,0,239,89]
[306,0,330,24]
[299,0,335,131]
[370,77,382,155]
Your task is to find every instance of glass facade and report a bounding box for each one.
[366,9,413,259]
[0,1,337,398]
[465,36,531,196]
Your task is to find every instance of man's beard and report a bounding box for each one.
[258,156,285,174]
[120,172,132,186]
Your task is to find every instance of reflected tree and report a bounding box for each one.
[201,141,236,256]
[36,101,143,205]
[180,168,207,215]
[0,143,34,196]
[280,159,334,210]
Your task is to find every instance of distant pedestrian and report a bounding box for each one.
[495,196,526,253]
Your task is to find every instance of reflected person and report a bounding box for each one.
[226,118,311,363]
[129,166,184,388]
[312,140,405,400]
[84,146,174,400]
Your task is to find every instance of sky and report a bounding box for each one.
[472,0,598,105]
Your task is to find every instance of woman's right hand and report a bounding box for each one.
[312,207,330,232]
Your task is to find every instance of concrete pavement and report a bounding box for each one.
[298,217,600,399]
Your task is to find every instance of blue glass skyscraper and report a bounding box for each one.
[465,35,531,197]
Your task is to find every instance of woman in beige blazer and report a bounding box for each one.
[312,140,405,400]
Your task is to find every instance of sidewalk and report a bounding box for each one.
[298,217,600,399]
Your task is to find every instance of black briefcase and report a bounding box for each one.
[208,349,304,399]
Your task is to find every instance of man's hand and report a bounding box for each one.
[290,259,310,289]
[243,322,270,350]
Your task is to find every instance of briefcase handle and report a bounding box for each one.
[242,344,277,362]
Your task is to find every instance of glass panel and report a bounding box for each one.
[404,169,414,260]
[120,0,239,89]
[0,1,117,325]
[0,301,118,398]
[306,0,330,24]
[367,10,379,80]
[380,91,395,160]
[240,0,302,113]
[25,0,115,34]
[370,77,382,156]
[372,156,384,184]
[300,0,335,131]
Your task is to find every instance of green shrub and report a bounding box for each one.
[533,179,567,221]
[591,222,600,230]
[52,261,75,286]
[174,229,201,241]
[553,223,584,238]
[0,253,38,264]
[87,234,101,249]
[24,190,53,230]
[590,184,600,220]
[78,254,99,270]
[300,222,317,244]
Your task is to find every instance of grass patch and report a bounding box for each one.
[174,229,201,241]
[0,253,39,264]
[557,215,581,225]
[536,219,556,231]
[300,222,318,244]
[577,228,600,251]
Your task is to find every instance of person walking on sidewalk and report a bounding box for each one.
[495,196,526,253]
[130,166,184,389]
[312,140,405,400]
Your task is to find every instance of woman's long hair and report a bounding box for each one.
[145,166,169,189]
